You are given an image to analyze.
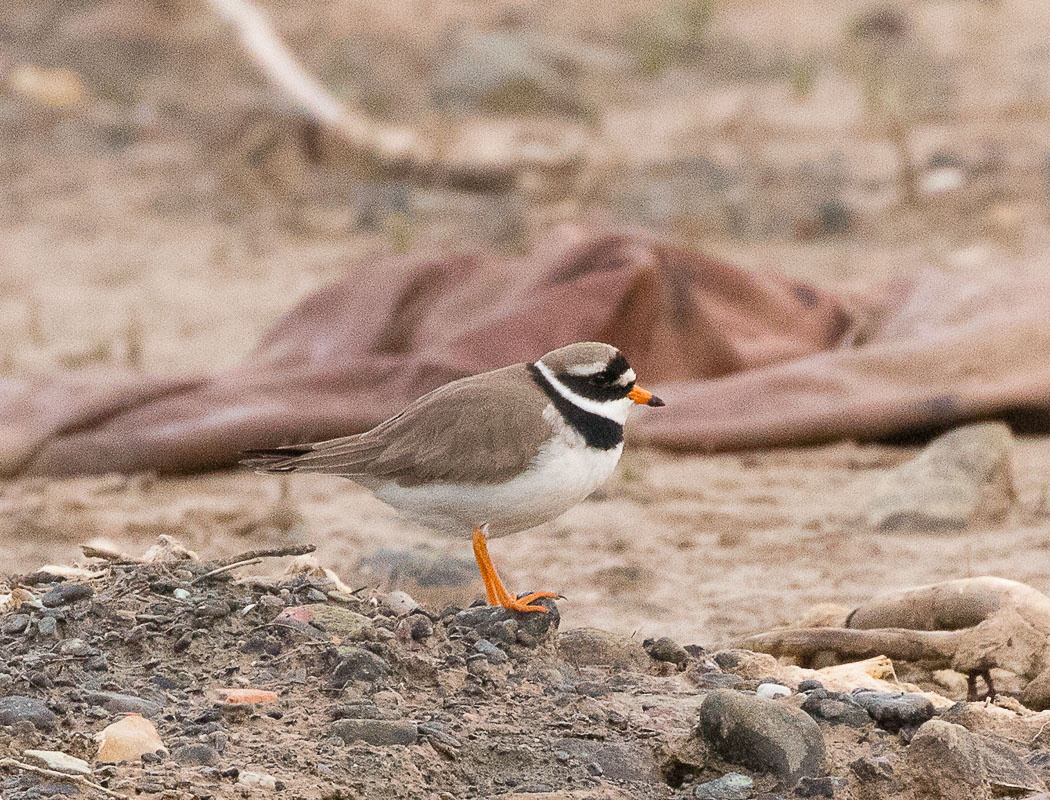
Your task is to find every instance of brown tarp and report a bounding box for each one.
[2,229,1049,477]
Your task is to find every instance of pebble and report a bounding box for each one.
[382,590,419,616]
[87,691,163,718]
[901,720,988,800]
[711,650,779,680]
[849,754,895,785]
[280,605,373,641]
[798,679,824,692]
[396,614,434,643]
[693,772,754,799]
[331,646,390,684]
[24,750,92,775]
[795,776,845,797]
[41,583,94,607]
[644,636,689,668]
[801,691,872,728]
[58,638,97,657]
[850,690,934,733]
[474,639,509,665]
[37,616,58,636]
[332,701,382,720]
[557,628,649,671]
[331,719,419,746]
[173,588,191,600]
[756,683,791,700]
[238,771,277,790]
[96,714,166,762]
[2,614,29,634]
[687,672,743,690]
[551,738,656,783]
[174,743,221,766]
[194,600,230,619]
[452,598,559,644]
[698,689,826,785]
[0,696,57,730]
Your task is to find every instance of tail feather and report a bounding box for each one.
[240,445,314,473]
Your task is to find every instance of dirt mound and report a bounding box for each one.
[2,543,1050,799]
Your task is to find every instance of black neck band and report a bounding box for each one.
[527,363,623,450]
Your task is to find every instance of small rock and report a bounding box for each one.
[24,750,92,775]
[41,583,93,607]
[798,679,824,692]
[173,588,191,600]
[698,689,826,785]
[558,628,649,671]
[901,720,989,800]
[693,772,754,799]
[978,735,1044,795]
[2,614,29,634]
[278,604,373,641]
[174,743,220,766]
[396,614,433,643]
[801,691,871,728]
[865,423,1014,532]
[331,646,390,684]
[474,639,509,665]
[795,776,845,797]
[0,696,57,731]
[37,616,58,636]
[331,719,418,746]
[452,598,559,644]
[96,713,166,762]
[711,649,779,680]
[1021,667,1050,711]
[194,600,230,619]
[87,691,162,718]
[332,701,382,720]
[216,688,278,705]
[849,754,895,785]
[382,590,419,616]
[756,683,791,700]
[644,636,689,668]
[58,638,97,657]
[238,771,277,790]
[850,691,934,732]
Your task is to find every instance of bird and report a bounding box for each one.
[241,342,664,613]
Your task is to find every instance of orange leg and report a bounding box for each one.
[471,524,558,614]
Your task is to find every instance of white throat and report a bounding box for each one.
[533,360,634,424]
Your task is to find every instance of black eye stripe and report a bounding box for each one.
[556,372,632,402]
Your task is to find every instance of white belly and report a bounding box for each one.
[371,432,623,538]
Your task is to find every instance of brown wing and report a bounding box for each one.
[241,364,553,486]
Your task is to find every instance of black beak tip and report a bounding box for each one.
[647,395,665,407]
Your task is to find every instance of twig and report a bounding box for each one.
[215,544,316,568]
[191,558,264,584]
[0,758,128,799]
[191,544,318,582]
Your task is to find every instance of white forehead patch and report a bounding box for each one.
[564,360,609,376]
[616,368,636,386]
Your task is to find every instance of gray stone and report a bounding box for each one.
[849,755,895,789]
[798,679,824,692]
[977,735,1044,795]
[37,616,58,636]
[693,772,754,799]
[452,598,559,644]
[552,738,657,783]
[0,696,57,730]
[474,639,509,665]
[557,628,649,671]
[645,636,689,668]
[331,646,390,684]
[688,671,743,690]
[795,776,845,797]
[58,638,97,657]
[2,614,29,634]
[331,719,418,746]
[850,691,934,732]
[865,423,1014,532]
[173,743,220,766]
[87,691,162,718]
[801,691,871,728]
[41,583,93,607]
[1021,666,1050,711]
[901,720,989,800]
[698,689,826,785]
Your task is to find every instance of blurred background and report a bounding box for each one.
[4,0,1050,644]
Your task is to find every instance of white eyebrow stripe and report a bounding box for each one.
[615,368,636,386]
[564,361,609,376]
[534,360,623,421]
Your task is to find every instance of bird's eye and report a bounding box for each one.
[592,372,613,386]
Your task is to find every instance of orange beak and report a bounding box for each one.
[627,385,665,407]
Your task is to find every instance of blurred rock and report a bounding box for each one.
[865,423,1015,532]
[692,772,754,799]
[96,713,166,762]
[902,720,988,800]
[850,690,934,732]
[0,696,57,730]
[552,738,658,783]
[711,649,779,680]
[644,636,689,668]
[558,628,648,671]
[332,718,418,746]
[698,689,826,785]
[24,749,91,775]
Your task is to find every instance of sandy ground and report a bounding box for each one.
[4,0,1050,649]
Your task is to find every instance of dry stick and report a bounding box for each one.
[190,544,317,585]
[203,0,566,191]
[736,626,965,667]
[0,758,128,799]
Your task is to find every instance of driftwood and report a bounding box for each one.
[738,577,1050,701]
[204,0,590,192]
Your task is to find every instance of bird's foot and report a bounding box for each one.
[472,524,559,614]
[501,591,559,614]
